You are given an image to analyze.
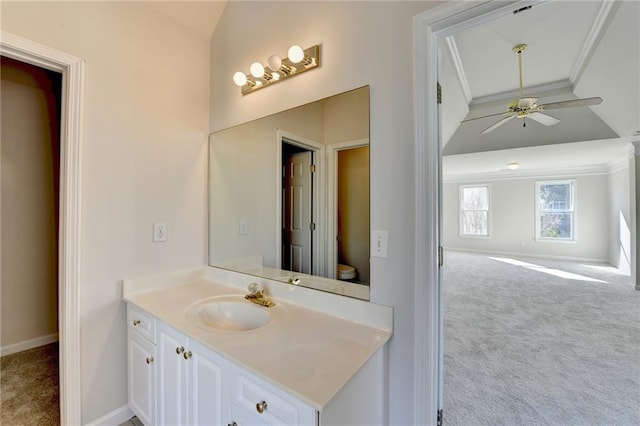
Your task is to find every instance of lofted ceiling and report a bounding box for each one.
[145,0,226,40]
[442,0,640,175]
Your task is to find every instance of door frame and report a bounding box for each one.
[326,138,369,280]
[276,129,325,276]
[412,1,544,424]
[1,31,84,425]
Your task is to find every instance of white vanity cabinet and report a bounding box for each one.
[124,275,392,426]
[156,322,225,425]
[127,305,157,426]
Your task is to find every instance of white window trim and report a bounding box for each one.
[535,179,577,243]
[459,183,491,238]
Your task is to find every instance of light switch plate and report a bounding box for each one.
[371,230,388,258]
[239,219,248,235]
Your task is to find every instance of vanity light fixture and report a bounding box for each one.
[232,44,321,95]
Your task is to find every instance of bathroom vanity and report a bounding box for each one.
[123,267,392,426]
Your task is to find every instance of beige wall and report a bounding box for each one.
[1,2,210,422]
[1,60,58,350]
[210,2,436,423]
[338,146,370,283]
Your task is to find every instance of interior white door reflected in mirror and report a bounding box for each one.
[208,86,370,300]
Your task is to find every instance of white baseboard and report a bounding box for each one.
[0,333,59,357]
[444,247,611,265]
[85,405,134,426]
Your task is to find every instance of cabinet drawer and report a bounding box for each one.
[127,304,156,343]
[232,371,316,425]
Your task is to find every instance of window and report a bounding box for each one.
[535,180,575,241]
[459,184,490,237]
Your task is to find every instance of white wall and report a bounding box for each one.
[210,2,435,423]
[609,165,632,272]
[1,2,210,423]
[1,62,58,352]
[443,173,611,262]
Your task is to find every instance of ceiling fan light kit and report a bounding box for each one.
[462,43,603,134]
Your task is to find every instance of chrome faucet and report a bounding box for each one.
[244,283,275,307]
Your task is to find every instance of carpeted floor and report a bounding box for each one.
[1,342,59,425]
[442,251,640,426]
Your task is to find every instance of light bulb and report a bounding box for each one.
[288,45,304,63]
[233,71,247,87]
[250,62,265,78]
[268,55,282,71]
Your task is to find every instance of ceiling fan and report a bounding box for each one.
[462,43,603,134]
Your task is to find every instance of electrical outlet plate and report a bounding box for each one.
[371,230,388,258]
[153,222,167,242]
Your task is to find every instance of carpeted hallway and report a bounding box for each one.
[442,250,640,426]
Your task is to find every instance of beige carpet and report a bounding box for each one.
[1,342,59,425]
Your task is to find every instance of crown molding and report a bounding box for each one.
[444,36,472,104]
[570,0,618,85]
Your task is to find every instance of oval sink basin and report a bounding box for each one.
[185,297,271,332]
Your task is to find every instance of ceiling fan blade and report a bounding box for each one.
[481,114,515,134]
[539,96,603,110]
[461,111,511,123]
[529,112,560,126]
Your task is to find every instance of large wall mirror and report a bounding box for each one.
[209,86,370,300]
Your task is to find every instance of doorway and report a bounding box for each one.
[413,1,639,424]
[1,31,84,424]
[1,55,61,424]
[277,131,325,277]
[327,141,370,284]
[281,142,314,274]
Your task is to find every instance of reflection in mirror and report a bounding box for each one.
[209,86,370,300]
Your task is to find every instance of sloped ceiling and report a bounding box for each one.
[145,1,226,40]
[442,0,640,173]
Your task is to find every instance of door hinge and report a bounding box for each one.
[309,222,316,231]
[438,246,444,267]
[437,82,442,104]
[437,409,443,426]
[310,164,316,173]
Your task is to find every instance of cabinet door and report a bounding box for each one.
[128,330,156,426]
[157,324,189,425]
[188,339,226,425]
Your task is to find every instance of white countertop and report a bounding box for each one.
[123,270,392,411]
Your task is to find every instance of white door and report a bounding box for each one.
[157,324,188,425]
[127,330,156,426]
[188,339,226,425]
[283,151,313,274]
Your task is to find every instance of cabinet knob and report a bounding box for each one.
[183,350,192,360]
[176,346,184,355]
[132,319,141,326]
[256,400,268,414]
[146,356,154,364]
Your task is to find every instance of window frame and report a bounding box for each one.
[458,183,491,238]
[535,179,577,243]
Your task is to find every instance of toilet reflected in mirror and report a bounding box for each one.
[209,86,370,299]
